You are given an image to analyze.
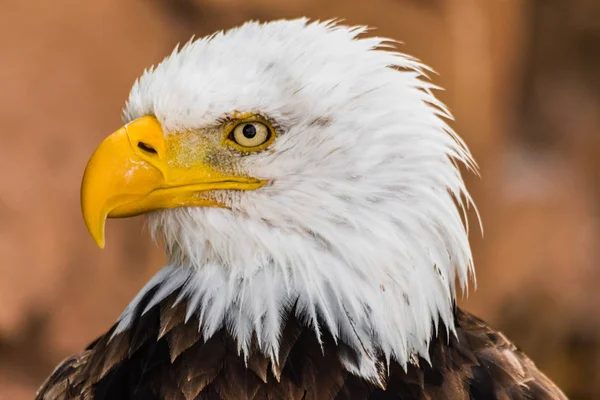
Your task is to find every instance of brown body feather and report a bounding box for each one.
[36,289,566,400]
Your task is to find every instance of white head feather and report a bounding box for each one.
[115,18,477,382]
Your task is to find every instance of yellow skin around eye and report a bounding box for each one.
[223,116,276,153]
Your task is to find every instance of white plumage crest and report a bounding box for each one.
[117,18,478,381]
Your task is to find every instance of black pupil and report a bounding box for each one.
[242,124,257,139]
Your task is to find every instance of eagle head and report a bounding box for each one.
[81,19,477,377]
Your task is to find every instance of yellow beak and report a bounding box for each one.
[81,116,265,248]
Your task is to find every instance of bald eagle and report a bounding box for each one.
[37,19,566,400]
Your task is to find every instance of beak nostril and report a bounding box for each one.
[138,142,158,154]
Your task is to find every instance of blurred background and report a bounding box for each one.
[0,0,599,398]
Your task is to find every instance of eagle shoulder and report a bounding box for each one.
[36,293,567,400]
[449,309,567,400]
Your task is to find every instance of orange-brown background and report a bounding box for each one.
[1,0,599,399]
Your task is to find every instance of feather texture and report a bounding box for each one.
[36,289,566,400]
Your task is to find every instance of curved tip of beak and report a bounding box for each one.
[81,192,107,249]
[92,226,106,249]
[80,125,132,250]
[80,116,164,250]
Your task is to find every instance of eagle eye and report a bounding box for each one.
[229,121,272,149]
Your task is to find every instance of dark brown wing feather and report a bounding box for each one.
[36,287,567,400]
[454,310,567,400]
